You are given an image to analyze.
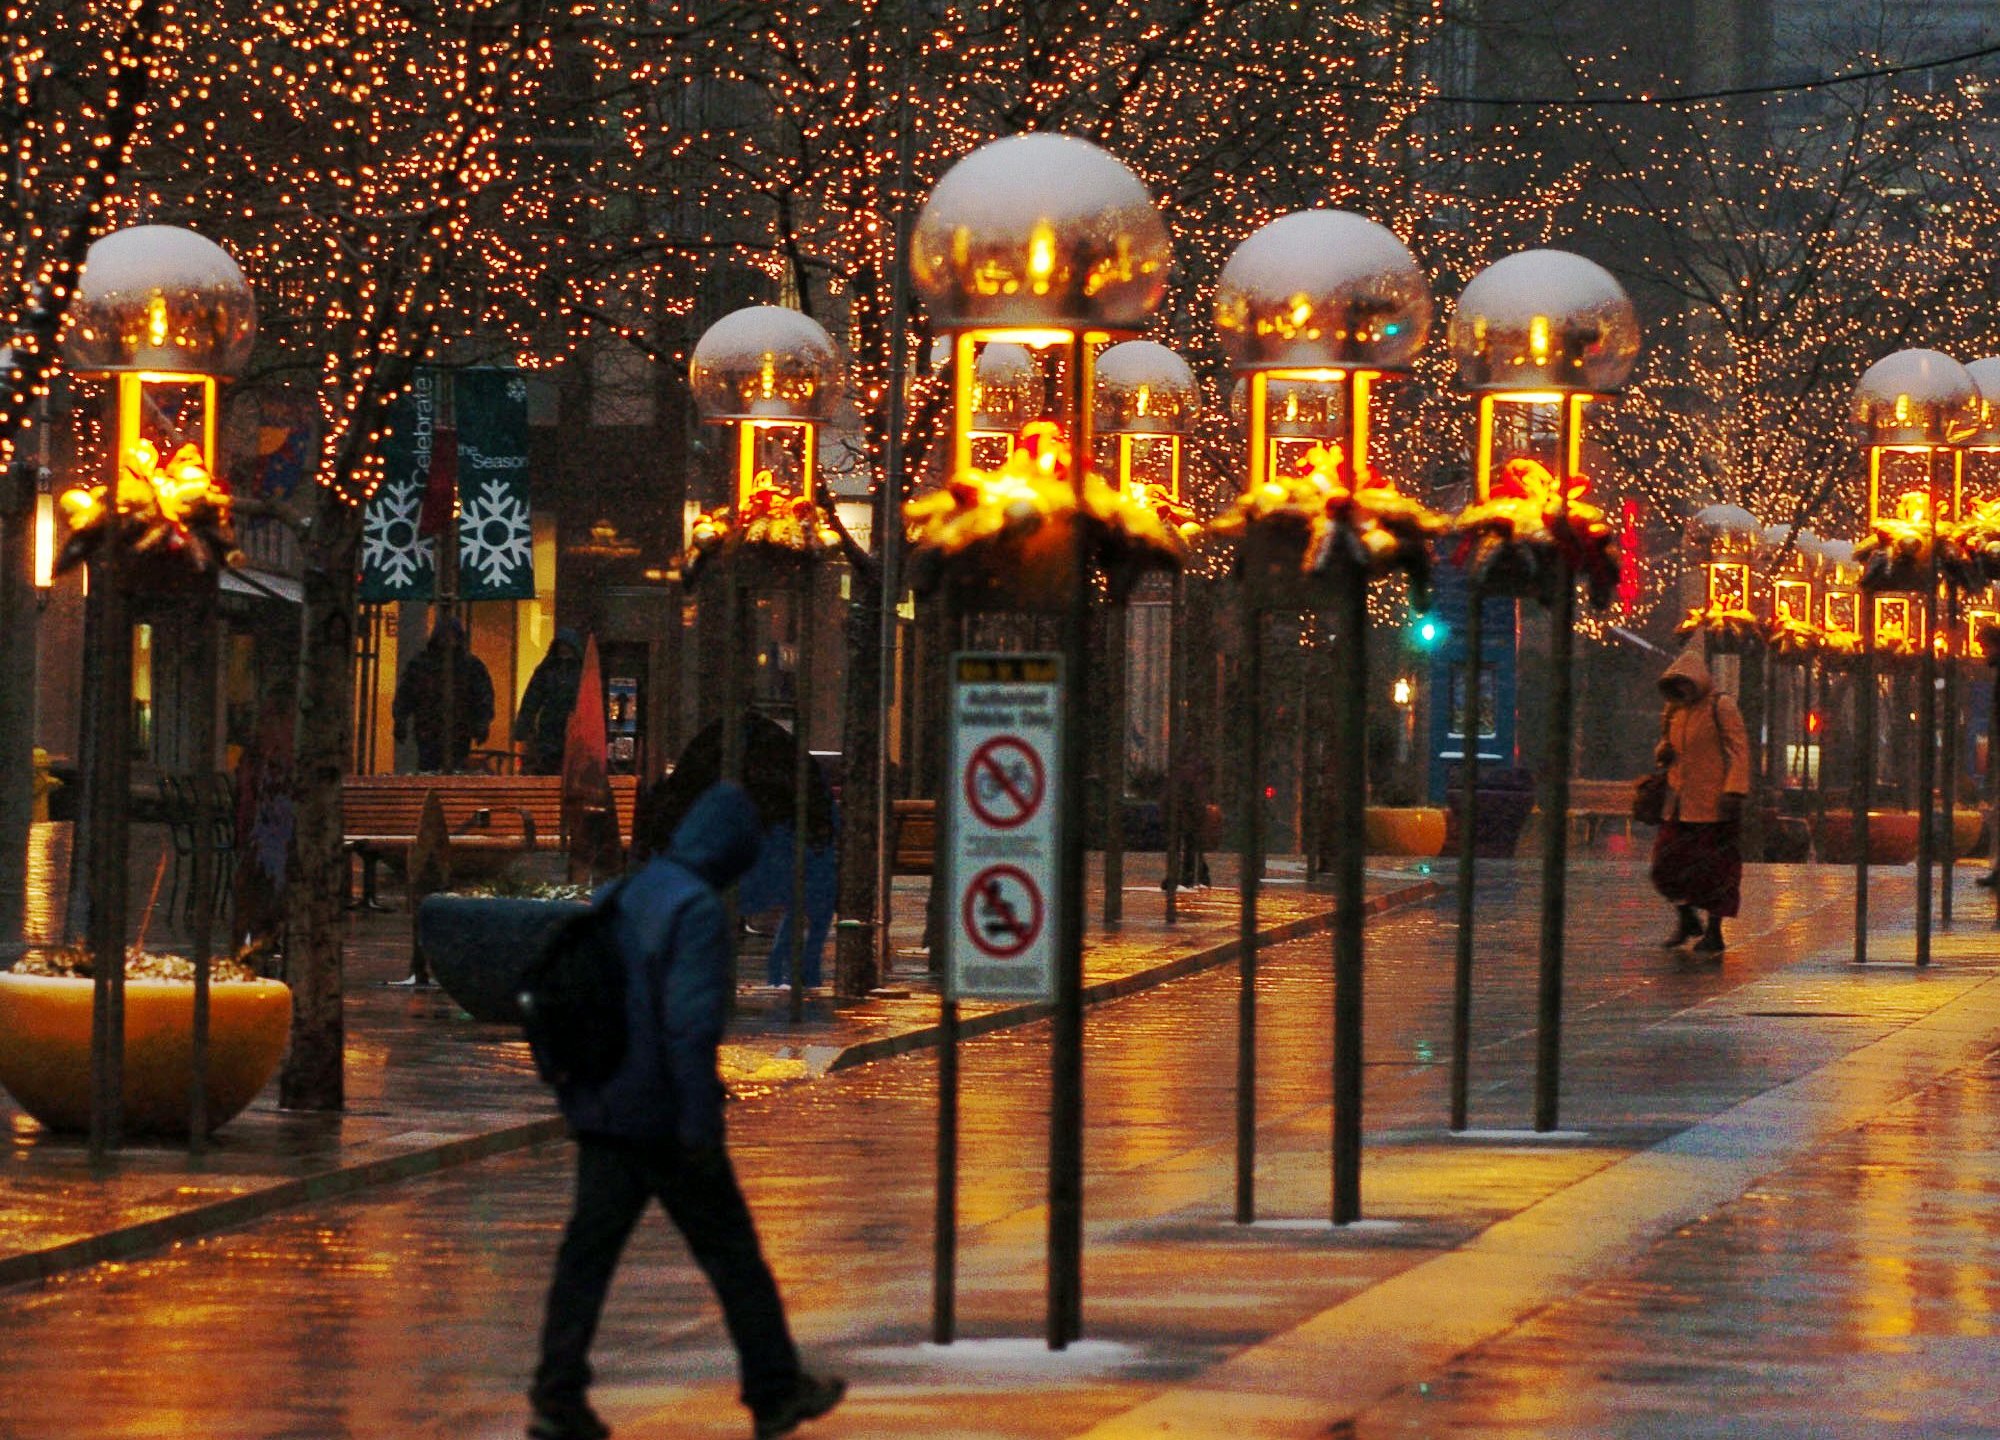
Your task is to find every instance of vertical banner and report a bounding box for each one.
[358,370,440,601]
[455,367,536,601]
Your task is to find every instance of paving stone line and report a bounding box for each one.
[0,879,1437,1292]
[1070,955,2000,1439]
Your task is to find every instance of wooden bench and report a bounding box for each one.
[877,798,938,957]
[1568,777,1639,846]
[343,773,641,906]
[890,798,937,876]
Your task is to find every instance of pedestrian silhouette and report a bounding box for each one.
[530,782,845,1440]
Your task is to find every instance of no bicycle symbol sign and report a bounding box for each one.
[945,653,1063,1001]
[965,736,1045,830]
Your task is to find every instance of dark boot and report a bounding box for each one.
[1693,914,1726,955]
[1663,905,1701,948]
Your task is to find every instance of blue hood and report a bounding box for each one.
[667,783,763,889]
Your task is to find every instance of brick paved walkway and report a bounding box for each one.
[10,860,1998,1439]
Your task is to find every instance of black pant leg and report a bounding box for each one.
[533,1136,652,1410]
[650,1143,802,1415]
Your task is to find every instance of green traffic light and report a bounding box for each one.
[1414,615,1445,649]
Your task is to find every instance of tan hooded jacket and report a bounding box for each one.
[1659,646,1750,823]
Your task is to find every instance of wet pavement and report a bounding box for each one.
[0,839,1433,1281]
[9,859,2000,1437]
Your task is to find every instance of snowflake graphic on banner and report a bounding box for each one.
[459,477,533,589]
[360,476,433,592]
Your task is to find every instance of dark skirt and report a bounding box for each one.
[1650,819,1742,918]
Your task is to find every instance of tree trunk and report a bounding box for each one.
[278,490,361,1111]
[0,466,36,951]
[834,559,882,996]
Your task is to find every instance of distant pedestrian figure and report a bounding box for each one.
[1650,644,1749,955]
[530,783,845,1440]
[517,628,587,776]
[392,617,495,772]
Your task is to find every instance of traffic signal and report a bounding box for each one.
[1411,613,1447,651]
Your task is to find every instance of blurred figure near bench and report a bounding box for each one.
[392,617,494,773]
[634,713,837,988]
[517,628,586,777]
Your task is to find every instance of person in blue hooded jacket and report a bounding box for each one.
[529,783,845,1440]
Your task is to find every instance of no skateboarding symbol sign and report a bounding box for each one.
[962,864,1044,958]
[965,737,1044,830]
[945,654,1062,1000]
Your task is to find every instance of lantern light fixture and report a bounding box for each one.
[1094,340,1198,503]
[1449,249,1637,507]
[910,132,1171,337]
[1215,209,1431,496]
[689,305,843,511]
[1691,502,1762,620]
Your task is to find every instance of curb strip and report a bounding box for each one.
[0,878,1441,1290]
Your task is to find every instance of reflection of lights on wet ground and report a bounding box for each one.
[24,821,69,947]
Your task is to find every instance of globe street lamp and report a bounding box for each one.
[62,224,256,1160]
[1449,249,1639,1135]
[1850,348,1979,966]
[687,304,844,1021]
[1093,340,1199,928]
[1212,208,1437,1223]
[905,132,1174,1349]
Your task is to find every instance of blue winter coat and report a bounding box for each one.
[557,783,762,1145]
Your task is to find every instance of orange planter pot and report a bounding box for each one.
[0,973,292,1137]
[1363,806,1447,857]
[1813,811,1920,866]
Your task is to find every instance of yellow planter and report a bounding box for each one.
[0,972,292,1137]
[1363,806,1447,857]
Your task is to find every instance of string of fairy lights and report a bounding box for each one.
[6,0,2000,638]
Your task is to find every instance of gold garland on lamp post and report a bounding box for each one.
[58,224,258,1163]
[686,304,845,1026]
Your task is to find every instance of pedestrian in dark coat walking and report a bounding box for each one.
[530,783,845,1440]
[1650,643,1751,955]
[392,617,495,772]
[517,628,586,776]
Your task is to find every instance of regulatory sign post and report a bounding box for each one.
[933,652,1067,1345]
[946,658,1062,999]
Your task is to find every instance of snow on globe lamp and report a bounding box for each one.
[1850,348,1978,593]
[60,225,257,583]
[906,132,1172,608]
[1211,209,1434,589]
[1448,249,1638,606]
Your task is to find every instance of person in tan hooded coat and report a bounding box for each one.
[1651,643,1751,954]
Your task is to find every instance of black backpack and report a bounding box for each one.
[518,882,629,1088]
